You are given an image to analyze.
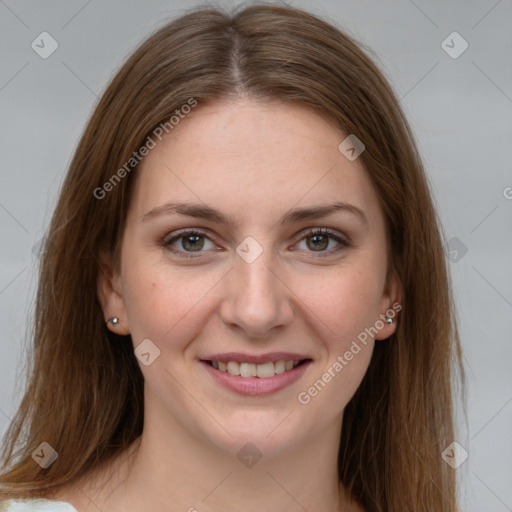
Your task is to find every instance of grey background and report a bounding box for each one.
[1,0,511,510]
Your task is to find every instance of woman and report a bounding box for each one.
[0,4,465,511]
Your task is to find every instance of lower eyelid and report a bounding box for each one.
[164,233,215,251]
[293,238,347,258]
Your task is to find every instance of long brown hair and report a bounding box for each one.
[0,4,465,510]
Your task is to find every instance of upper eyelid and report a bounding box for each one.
[163,227,209,242]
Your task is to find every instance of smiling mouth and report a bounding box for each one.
[204,359,311,379]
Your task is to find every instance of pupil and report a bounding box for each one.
[309,235,328,251]
[183,235,203,251]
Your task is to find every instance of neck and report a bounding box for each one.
[88,404,348,511]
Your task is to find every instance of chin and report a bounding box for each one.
[198,408,308,459]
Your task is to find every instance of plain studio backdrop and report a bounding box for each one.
[0,1,511,510]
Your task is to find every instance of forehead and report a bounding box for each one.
[130,98,383,230]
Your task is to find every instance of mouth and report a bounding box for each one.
[204,359,310,378]
[199,354,313,396]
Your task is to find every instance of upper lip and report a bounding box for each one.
[201,352,312,364]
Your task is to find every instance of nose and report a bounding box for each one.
[219,246,295,340]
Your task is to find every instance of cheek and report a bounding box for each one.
[294,271,379,413]
[297,263,385,341]
[121,230,387,354]
[121,251,220,346]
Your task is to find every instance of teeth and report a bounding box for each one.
[274,360,286,374]
[240,363,256,377]
[256,362,275,378]
[227,361,240,376]
[211,359,302,378]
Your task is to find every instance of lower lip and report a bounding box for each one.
[201,360,311,396]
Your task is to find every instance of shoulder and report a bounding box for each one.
[0,499,78,511]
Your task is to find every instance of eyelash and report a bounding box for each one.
[161,227,349,260]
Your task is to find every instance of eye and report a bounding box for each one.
[161,227,349,260]
[294,228,348,257]
[162,229,217,258]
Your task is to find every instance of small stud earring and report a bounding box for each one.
[107,317,119,326]
[385,316,393,324]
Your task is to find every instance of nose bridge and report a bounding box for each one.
[219,236,293,337]
[239,249,278,302]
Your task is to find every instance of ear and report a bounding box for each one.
[97,250,130,335]
[374,265,403,341]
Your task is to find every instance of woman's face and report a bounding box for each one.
[101,98,400,456]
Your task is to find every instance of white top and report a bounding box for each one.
[1,499,77,511]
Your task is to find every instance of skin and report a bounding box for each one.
[55,98,401,512]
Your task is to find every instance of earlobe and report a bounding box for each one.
[97,252,130,335]
[375,267,403,341]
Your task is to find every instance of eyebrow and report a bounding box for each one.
[142,201,368,227]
